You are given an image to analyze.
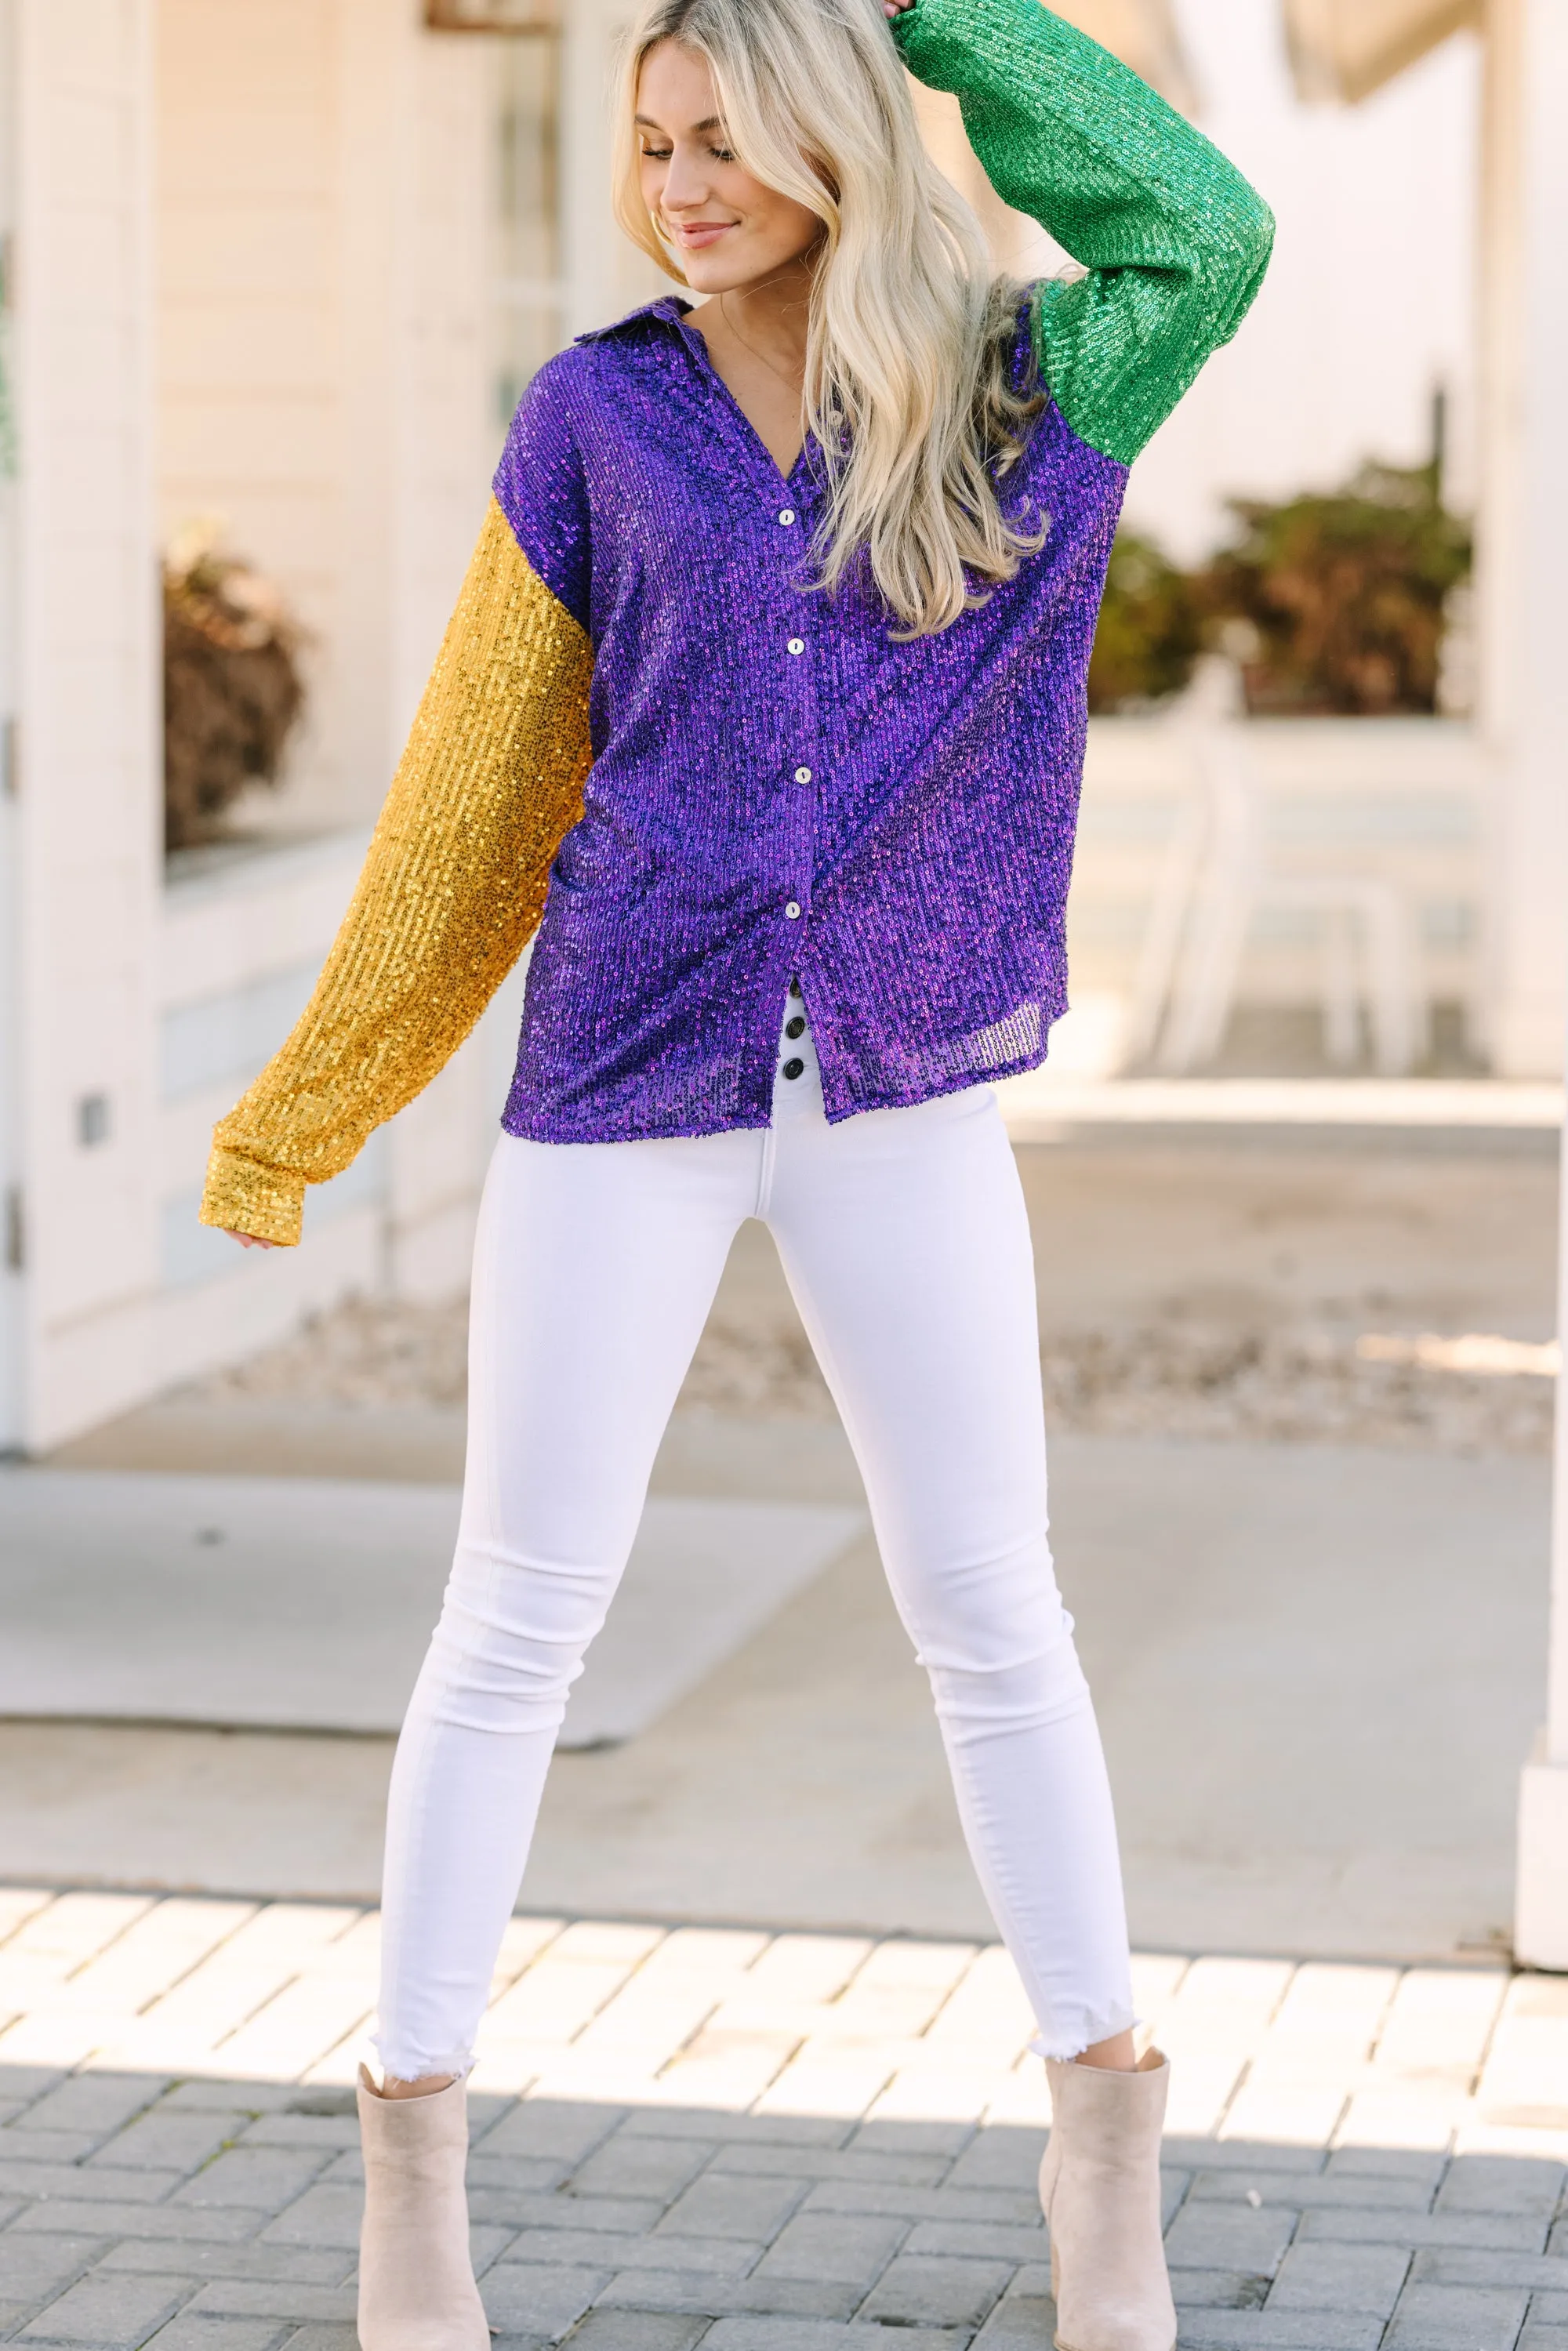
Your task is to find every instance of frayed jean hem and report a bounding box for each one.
[1029,2008,1139,2063]
[369,2033,475,2084]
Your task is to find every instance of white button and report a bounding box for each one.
[784,901,802,920]
[779,508,796,526]
[793,766,812,784]
[787,637,805,655]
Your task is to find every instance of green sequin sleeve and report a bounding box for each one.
[891,0,1274,464]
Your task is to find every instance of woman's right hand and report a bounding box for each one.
[225,1231,279,1250]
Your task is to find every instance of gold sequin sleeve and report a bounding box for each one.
[198,499,593,1246]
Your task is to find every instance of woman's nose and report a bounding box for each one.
[662,146,711,212]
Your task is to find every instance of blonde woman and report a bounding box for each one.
[205,0,1270,2340]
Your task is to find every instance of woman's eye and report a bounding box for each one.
[710,147,735,163]
[641,143,673,161]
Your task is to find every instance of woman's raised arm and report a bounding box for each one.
[199,498,593,1248]
[890,0,1274,465]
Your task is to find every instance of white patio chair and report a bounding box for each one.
[1134,663,1428,1077]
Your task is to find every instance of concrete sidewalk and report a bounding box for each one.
[0,1471,862,1747]
[0,1886,1564,2351]
[0,1428,1545,1966]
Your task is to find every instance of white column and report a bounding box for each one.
[0,0,23,1447]
[1519,1181,1568,1964]
[1479,0,1568,1079]
[561,0,677,337]
[559,0,618,339]
[13,0,161,1448]
[1507,0,1568,1970]
[379,5,509,1297]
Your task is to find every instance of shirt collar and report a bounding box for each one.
[573,296,694,346]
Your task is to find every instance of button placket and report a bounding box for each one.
[777,500,817,993]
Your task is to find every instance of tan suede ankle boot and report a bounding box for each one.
[1038,2048,1177,2351]
[357,2066,490,2351]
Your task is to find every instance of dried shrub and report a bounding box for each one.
[1087,532,1204,714]
[164,518,306,851]
[1200,461,1472,717]
[1086,462,1472,719]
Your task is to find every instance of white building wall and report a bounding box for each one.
[156,0,347,822]
[154,0,505,1314]
[13,0,162,1448]
[156,0,496,837]
[0,0,23,1447]
[1130,5,1481,564]
[1502,0,1568,1966]
[1475,0,1568,1080]
[0,0,510,1452]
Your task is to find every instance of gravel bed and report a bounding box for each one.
[186,1292,1555,1453]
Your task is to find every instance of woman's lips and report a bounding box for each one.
[677,222,735,247]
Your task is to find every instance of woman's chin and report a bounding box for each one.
[677,251,751,296]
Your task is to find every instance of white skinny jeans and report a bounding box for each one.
[376,1003,1134,2078]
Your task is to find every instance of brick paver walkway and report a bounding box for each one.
[2,1888,1566,2350]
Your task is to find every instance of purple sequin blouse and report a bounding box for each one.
[494,302,1123,1144]
[492,0,1273,1145]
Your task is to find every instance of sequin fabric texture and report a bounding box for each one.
[201,503,592,1244]
[495,0,1271,1142]
[201,0,1272,1232]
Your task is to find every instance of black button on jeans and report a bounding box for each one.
[786,1015,805,1039]
[782,1058,804,1080]
[788,977,802,998]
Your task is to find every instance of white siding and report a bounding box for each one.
[0,0,23,1446]
[15,0,161,1445]
[0,0,507,1448]
[156,0,495,834]
[153,0,504,1339]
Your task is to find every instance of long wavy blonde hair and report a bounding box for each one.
[612,0,1046,637]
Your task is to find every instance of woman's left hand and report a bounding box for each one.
[882,0,913,16]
